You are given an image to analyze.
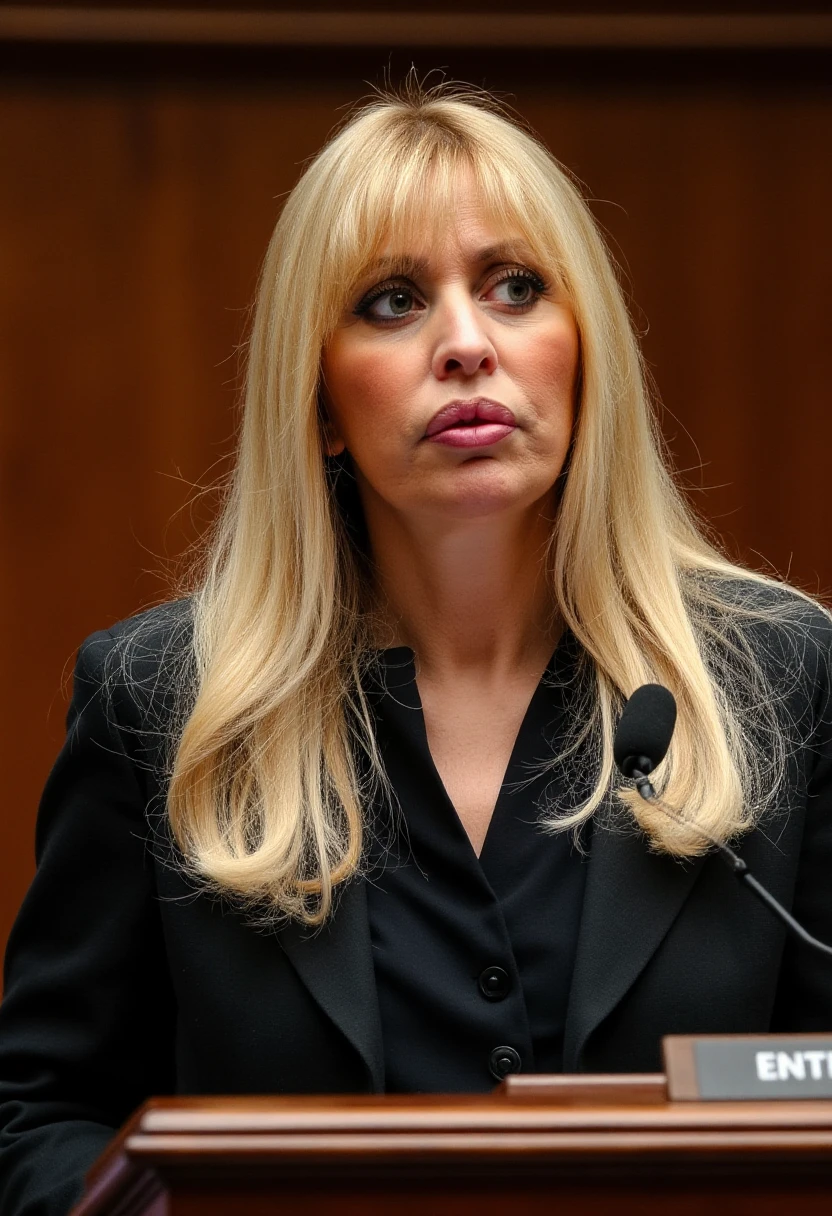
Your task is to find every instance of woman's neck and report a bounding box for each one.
[365,493,560,681]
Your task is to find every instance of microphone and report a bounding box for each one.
[613,683,677,798]
[614,684,832,960]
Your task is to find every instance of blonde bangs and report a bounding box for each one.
[310,108,577,342]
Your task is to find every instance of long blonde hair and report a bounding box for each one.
[166,82,814,924]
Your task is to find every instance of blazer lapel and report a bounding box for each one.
[564,819,706,1071]
[278,879,384,1092]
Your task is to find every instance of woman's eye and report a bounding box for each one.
[355,284,422,322]
[490,272,545,308]
[379,288,416,317]
[353,269,546,322]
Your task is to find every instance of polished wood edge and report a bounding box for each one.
[70,1108,161,1216]
[69,1088,832,1215]
[70,1151,159,1216]
[129,1092,832,1137]
[1,9,832,49]
[497,1072,667,1103]
[664,1037,700,1100]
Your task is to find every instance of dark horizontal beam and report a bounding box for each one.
[1,8,831,50]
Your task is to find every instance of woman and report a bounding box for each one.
[1,83,831,1216]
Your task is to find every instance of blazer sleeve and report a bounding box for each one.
[0,630,177,1216]
[772,614,832,1029]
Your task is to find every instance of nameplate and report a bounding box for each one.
[663,1034,832,1101]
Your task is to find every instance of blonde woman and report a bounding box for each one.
[1,83,831,1216]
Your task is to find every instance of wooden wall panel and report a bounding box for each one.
[0,36,830,980]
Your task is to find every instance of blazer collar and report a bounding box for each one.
[279,816,706,1089]
[278,879,384,1092]
[563,815,706,1070]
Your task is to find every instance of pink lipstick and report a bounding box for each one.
[425,398,517,449]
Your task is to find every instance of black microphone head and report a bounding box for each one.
[613,684,677,777]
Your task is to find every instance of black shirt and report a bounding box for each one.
[364,635,590,1093]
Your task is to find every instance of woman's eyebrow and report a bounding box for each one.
[359,254,426,279]
[474,240,537,263]
[359,241,537,281]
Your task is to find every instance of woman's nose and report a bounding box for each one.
[430,293,498,380]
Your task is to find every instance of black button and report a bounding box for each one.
[489,1046,522,1080]
[478,966,511,1001]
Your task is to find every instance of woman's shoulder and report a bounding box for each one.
[705,572,830,635]
[74,598,196,732]
[690,571,832,713]
[703,570,831,624]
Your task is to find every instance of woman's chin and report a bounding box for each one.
[413,465,552,521]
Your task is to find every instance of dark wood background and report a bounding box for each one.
[1,2,831,985]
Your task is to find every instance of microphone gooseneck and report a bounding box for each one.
[614,684,832,961]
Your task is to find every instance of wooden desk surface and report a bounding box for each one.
[74,1077,832,1216]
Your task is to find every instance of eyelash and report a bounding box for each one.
[353,266,550,322]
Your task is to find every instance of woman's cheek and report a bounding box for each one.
[520,323,580,413]
[536,313,579,379]
[323,344,380,448]
[338,347,423,447]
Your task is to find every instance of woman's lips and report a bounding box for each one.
[428,423,515,448]
[424,398,517,448]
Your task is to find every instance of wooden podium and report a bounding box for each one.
[71,1075,832,1215]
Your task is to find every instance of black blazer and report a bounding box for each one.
[2,597,832,1216]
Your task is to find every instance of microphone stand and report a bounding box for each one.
[632,769,832,961]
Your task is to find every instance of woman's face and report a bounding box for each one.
[321,177,579,527]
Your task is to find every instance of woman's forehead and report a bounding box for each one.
[350,160,536,261]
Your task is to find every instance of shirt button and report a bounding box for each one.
[478,965,511,1001]
[489,1045,522,1080]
